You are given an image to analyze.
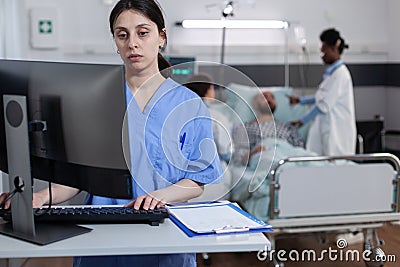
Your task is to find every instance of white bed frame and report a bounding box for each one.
[267,153,400,266]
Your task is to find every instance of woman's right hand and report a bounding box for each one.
[290,120,303,128]
[0,192,11,209]
[1,184,78,209]
[1,192,46,209]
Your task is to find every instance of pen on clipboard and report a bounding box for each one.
[213,225,250,234]
[180,132,186,150]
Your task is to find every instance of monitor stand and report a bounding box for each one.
[0,95,91,245]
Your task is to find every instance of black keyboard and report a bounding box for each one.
[1,206,169,226]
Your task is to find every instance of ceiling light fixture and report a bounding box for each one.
[176,19,289,29]
[222,1,234,17]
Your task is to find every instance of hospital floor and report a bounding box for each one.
[1,223,398,267]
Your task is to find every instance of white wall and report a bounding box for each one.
[162,0,389,64]
[387,0,400,61]
[11,0,121,64]
[0,0,392,64]
[354,86,387,121]
[0,0,24,59]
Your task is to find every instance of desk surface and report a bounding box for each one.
[0,219,270,258]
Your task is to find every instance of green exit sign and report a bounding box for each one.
[38,20,52,34]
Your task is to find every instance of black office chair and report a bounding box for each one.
[356,116,385,154]
[383,130,400,158]
[356,116,400,169]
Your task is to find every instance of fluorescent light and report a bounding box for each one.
[178,20,289,29]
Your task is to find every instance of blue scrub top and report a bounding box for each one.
[76,78,223,267]
[90,77,223,205]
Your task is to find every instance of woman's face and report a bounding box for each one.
[113,10,165,75]
[320,41,338,65]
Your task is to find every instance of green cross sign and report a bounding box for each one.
[39,20,52,34]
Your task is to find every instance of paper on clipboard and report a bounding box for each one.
[167,202,272,235]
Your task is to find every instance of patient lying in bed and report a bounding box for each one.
[225,91,316,220]
[227,88,352,220]
[231,90,304,167]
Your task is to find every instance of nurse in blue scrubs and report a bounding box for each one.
[26,0,223,266]
[75,0,223,266]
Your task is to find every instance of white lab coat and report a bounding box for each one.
[306,64,356,156]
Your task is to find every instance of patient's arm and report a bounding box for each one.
[33,184,80,208]
[249,145,265,159]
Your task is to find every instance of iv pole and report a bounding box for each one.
[220,22,227,64]
[218,1,289,88]
[284,26,289,87]
[220,1,234,64]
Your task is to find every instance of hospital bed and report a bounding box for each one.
[203,83,399,265]
[266,153,400,267]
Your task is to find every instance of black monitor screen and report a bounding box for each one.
[165,56,196,84]
[0,60,132,199]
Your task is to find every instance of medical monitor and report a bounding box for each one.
[0,59,132,199]
[165,56,196,84]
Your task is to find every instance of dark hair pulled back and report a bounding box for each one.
[320,28,349,55]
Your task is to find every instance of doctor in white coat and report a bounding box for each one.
[288,28,356,156]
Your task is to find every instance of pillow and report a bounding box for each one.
[225,83,258,123]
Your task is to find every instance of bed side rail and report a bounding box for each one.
[269,153,400,220]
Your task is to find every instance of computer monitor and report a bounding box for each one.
[0,59,132,244]
[0,59,132,199]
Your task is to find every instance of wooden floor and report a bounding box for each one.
[2,223,398,267]
[197,223,400,267]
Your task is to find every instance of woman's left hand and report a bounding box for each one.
[125,179,204,210]
[125,191,166,210]
[290,120,303,128]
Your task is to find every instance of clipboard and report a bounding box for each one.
[167,201,273,237]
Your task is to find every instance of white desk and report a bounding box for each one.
[0,219,270,258]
